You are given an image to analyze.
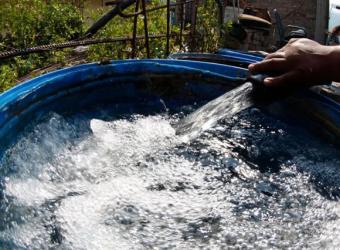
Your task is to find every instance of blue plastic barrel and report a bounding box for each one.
[217,48,264,62]
[0,59,247,155]
[0,59,338,155]
[169,52,259,67]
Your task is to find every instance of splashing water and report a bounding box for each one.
[175,82,254,141]
[0,108,339,249]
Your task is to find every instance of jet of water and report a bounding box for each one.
[175,82,255,141]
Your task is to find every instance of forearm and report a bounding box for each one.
[326,46,340,82]
[249,39,340,87]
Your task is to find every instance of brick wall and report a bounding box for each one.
[243,0,317,39]
[229,0,319,51]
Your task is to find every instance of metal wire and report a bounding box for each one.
[116,0,194,18]
[189,0,198,51]
[141,0,150,58]
[0,35,180,60]
[179,0,185,50]
[1,0,197,60]
[131,0,140,58]
[166,0,170,56]
[117,0,194,57]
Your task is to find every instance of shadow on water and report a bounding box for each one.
[173,78,340,200]
[177,106,340,200]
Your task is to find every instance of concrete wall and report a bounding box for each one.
[243,0,318,39]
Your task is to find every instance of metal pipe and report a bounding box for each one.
[84,0,135,37]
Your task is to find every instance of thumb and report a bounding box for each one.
[263,71,300,87]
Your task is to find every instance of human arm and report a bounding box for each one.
[248,38,340,87]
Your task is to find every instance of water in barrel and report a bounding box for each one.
[0,88,339,249]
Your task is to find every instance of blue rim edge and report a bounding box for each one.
[0,59,338,157]
[0,59,248,156]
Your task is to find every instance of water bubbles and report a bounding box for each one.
[0,109,339,249]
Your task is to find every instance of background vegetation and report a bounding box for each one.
[0,0,221,92]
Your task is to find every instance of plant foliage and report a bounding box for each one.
[0,0,222,92]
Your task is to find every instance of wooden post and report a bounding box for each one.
[315,0,329,44]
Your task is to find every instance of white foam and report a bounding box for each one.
[0,113,339,249]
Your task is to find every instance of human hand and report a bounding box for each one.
[248,38,338,87]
